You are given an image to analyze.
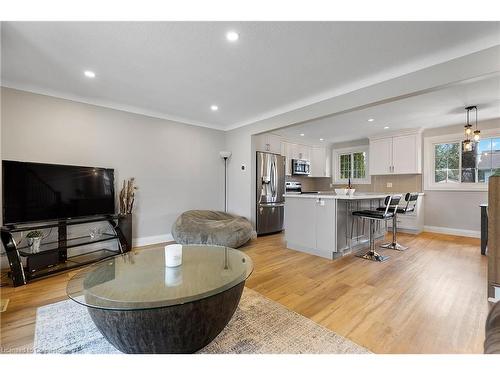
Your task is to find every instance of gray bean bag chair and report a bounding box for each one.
[171,210,256,248]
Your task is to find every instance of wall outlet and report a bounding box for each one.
[386,182,393,188]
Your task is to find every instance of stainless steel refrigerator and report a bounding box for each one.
[256,151,285,235]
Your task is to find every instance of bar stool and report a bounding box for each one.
[352,194,402,262]
[378,192,419,251]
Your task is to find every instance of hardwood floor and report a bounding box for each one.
[0,232,489,354]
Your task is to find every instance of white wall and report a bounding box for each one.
[225,123,274,225]
[1,88,226,245]
[225,126,254,221]
[423,191,486,234]
[422,119,500,235]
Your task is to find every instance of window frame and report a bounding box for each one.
[332,146,371,185]
[424,129,500,191]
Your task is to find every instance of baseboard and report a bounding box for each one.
[423,225,480,238]
[132,233,174,247]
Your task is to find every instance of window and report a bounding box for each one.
[425,131,500,191]
[474,138,500,183]
[434,142,460,184]
[333,146,370,184]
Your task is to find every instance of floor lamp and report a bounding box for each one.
[219,151,232,212]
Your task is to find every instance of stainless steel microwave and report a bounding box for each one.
[292,159,310,175]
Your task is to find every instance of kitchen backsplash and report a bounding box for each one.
[286,174,422,193]
[285,175,332,191]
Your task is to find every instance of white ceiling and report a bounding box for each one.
[1,21,500,130]
[273,75,500,145]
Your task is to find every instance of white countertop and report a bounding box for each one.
[284,193,388,200]
[284,192,424,200]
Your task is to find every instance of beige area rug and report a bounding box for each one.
[34,287,370,354]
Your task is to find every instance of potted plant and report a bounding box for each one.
[26,230,44,253]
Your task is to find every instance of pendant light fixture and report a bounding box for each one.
[464,105,479,152]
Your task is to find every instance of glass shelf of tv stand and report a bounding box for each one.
[26,248,122,280]
[17,233,119,257]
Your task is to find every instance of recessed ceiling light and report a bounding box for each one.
[226,31,239,42]
[84,70,96,78]
[210,105,219,111]
[320,138,324,141]
[300,133,305,137]
[368,118,375,122]
[384,126,390,130]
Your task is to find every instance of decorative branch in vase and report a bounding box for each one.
[119,178,138,215]
[346,177,355,196]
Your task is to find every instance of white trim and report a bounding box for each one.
[132,233,174,247]
[332,145,371,185]
[424,129,500,191]
[424,225,480,238]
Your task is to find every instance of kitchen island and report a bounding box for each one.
[284,193,389,259]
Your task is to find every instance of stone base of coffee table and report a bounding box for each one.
[87,281,245,354]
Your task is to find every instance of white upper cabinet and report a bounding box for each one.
[369,138,393,175]
[392,134,421,174]
[296,144,310,161]
[369,130,422,175]
[310,146,331,177]
[255,133,282,154]
[280,141,330,177]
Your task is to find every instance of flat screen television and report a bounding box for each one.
[2,160,115,225]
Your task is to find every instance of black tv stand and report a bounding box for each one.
[1,214,132,287]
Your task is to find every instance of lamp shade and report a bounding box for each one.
[219,151,232,159]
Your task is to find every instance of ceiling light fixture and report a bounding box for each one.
[368,118,375,122]
[84,70,96,78]
[300,133,305,137]
[320,138,324,141]
[210,105,219,111]
[464,105,480,151]
[226,31,239,42]
[384,126,390,130]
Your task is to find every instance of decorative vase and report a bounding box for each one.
[29,237,42,253]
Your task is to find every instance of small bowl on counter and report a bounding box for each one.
[334,188,347,195]
[347,188,356,196]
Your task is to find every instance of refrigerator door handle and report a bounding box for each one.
[270,159,276,198]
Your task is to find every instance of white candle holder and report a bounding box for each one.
[165,244,183,267]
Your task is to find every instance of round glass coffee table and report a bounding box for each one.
[67,244,253,353]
